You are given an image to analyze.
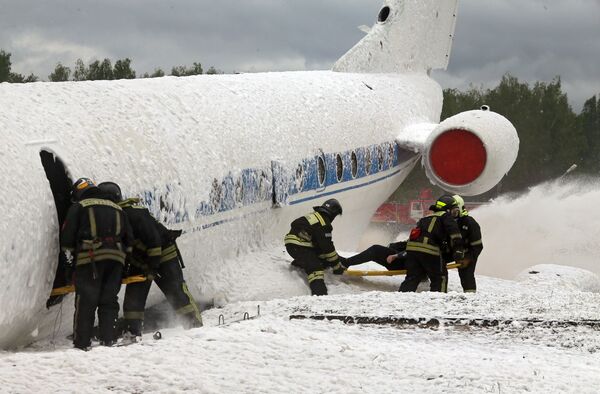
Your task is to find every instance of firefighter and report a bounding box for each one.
[451,195,483,293]
[342,241,408,270]
[284,198,345,296]
[98,182,202,338]
[399,194,466,293]
[60,178,133,350]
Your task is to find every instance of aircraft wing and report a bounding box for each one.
[396,122,438,153]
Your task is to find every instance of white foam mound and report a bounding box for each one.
[516,264,600,293]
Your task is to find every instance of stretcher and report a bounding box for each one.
[50,275,148,296]
[344,262,462,277]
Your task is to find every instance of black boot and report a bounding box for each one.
[309,279,328,296]
[123,318,143,336]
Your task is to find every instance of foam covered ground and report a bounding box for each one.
[1,261,599,394]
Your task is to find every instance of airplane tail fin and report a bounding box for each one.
[333,0,459,74]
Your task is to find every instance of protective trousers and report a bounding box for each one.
[343,245,406,270]
[399,252,447,293]
[458,259,478,292]
[286,244,328,296]
[123,258,202,334]
[73,260,123,348]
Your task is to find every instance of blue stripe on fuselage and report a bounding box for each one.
[142,141,418,229]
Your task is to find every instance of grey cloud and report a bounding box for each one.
[0,0,597,110]
[435,0,600,110]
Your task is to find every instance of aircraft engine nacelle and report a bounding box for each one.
[423,107,519,196]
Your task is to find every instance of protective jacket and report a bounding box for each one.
[388,241,407,252]
[406,210,464,259]
[284,210,341,266]
[61,189,133,266]
[457,215,483,261]
[118,198,164,270]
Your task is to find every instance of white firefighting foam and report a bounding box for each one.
[471,177,600,280]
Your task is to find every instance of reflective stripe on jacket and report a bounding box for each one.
[285,211,340,263]
[406,211,463,257]
[61,193,133,266]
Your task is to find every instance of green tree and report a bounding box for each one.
[87,58,114,80]
[8,73,39,83]
[49,62,71,81]
[487,76,582,191]
[0,50,11,82]
[7,72,38,83]
[0,50,38,83]
[171,62,203,77]
[205,66,221,75]
[113,58,136,79]
[170,66,186,77]
[579,95,600,171]
[8,72,24,82]
[142,68,165,78]
[73,59,88,81]
[440,86,483,120]
[190,62,203,75]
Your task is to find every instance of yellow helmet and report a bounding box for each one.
[429,194,458,212]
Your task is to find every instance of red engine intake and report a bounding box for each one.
[423,108,519,196]
[429,129,487,186]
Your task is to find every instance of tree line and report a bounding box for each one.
[391,75,599,201]
[0,49,221,83]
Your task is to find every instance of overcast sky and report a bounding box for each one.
[1,0,598,111]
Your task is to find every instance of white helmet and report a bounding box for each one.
[452,195,466,216]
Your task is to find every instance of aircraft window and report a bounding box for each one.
[317,156,326,186]
[377,146,384,171]
[388,144,395,168]
[258,170,270,200]
[365,148,372,175]
[235,177,244,204]
[209,178,222,212]
[350,151,358,178]
[295,164,305,192]
[336,154,343,182]
[378,6,390,23]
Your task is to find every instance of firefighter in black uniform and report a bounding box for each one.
[452,195,483,293]
[399,194,466,293]
[61,178,133,350]
[342,241,408,270]
[284,199,345,296]
[98,182,202,337]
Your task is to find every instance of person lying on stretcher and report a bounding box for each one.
[341,241,407,271]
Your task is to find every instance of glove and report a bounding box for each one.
[63,250,75,283]
[169,229,183,241]
[331,261,346,275]
[145,269,157,281]
[452,250,465,261]
[456,258,472,269]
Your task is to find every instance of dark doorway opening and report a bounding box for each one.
[40,150,73,308]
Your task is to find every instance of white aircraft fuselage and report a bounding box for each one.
[0,0,519,348]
